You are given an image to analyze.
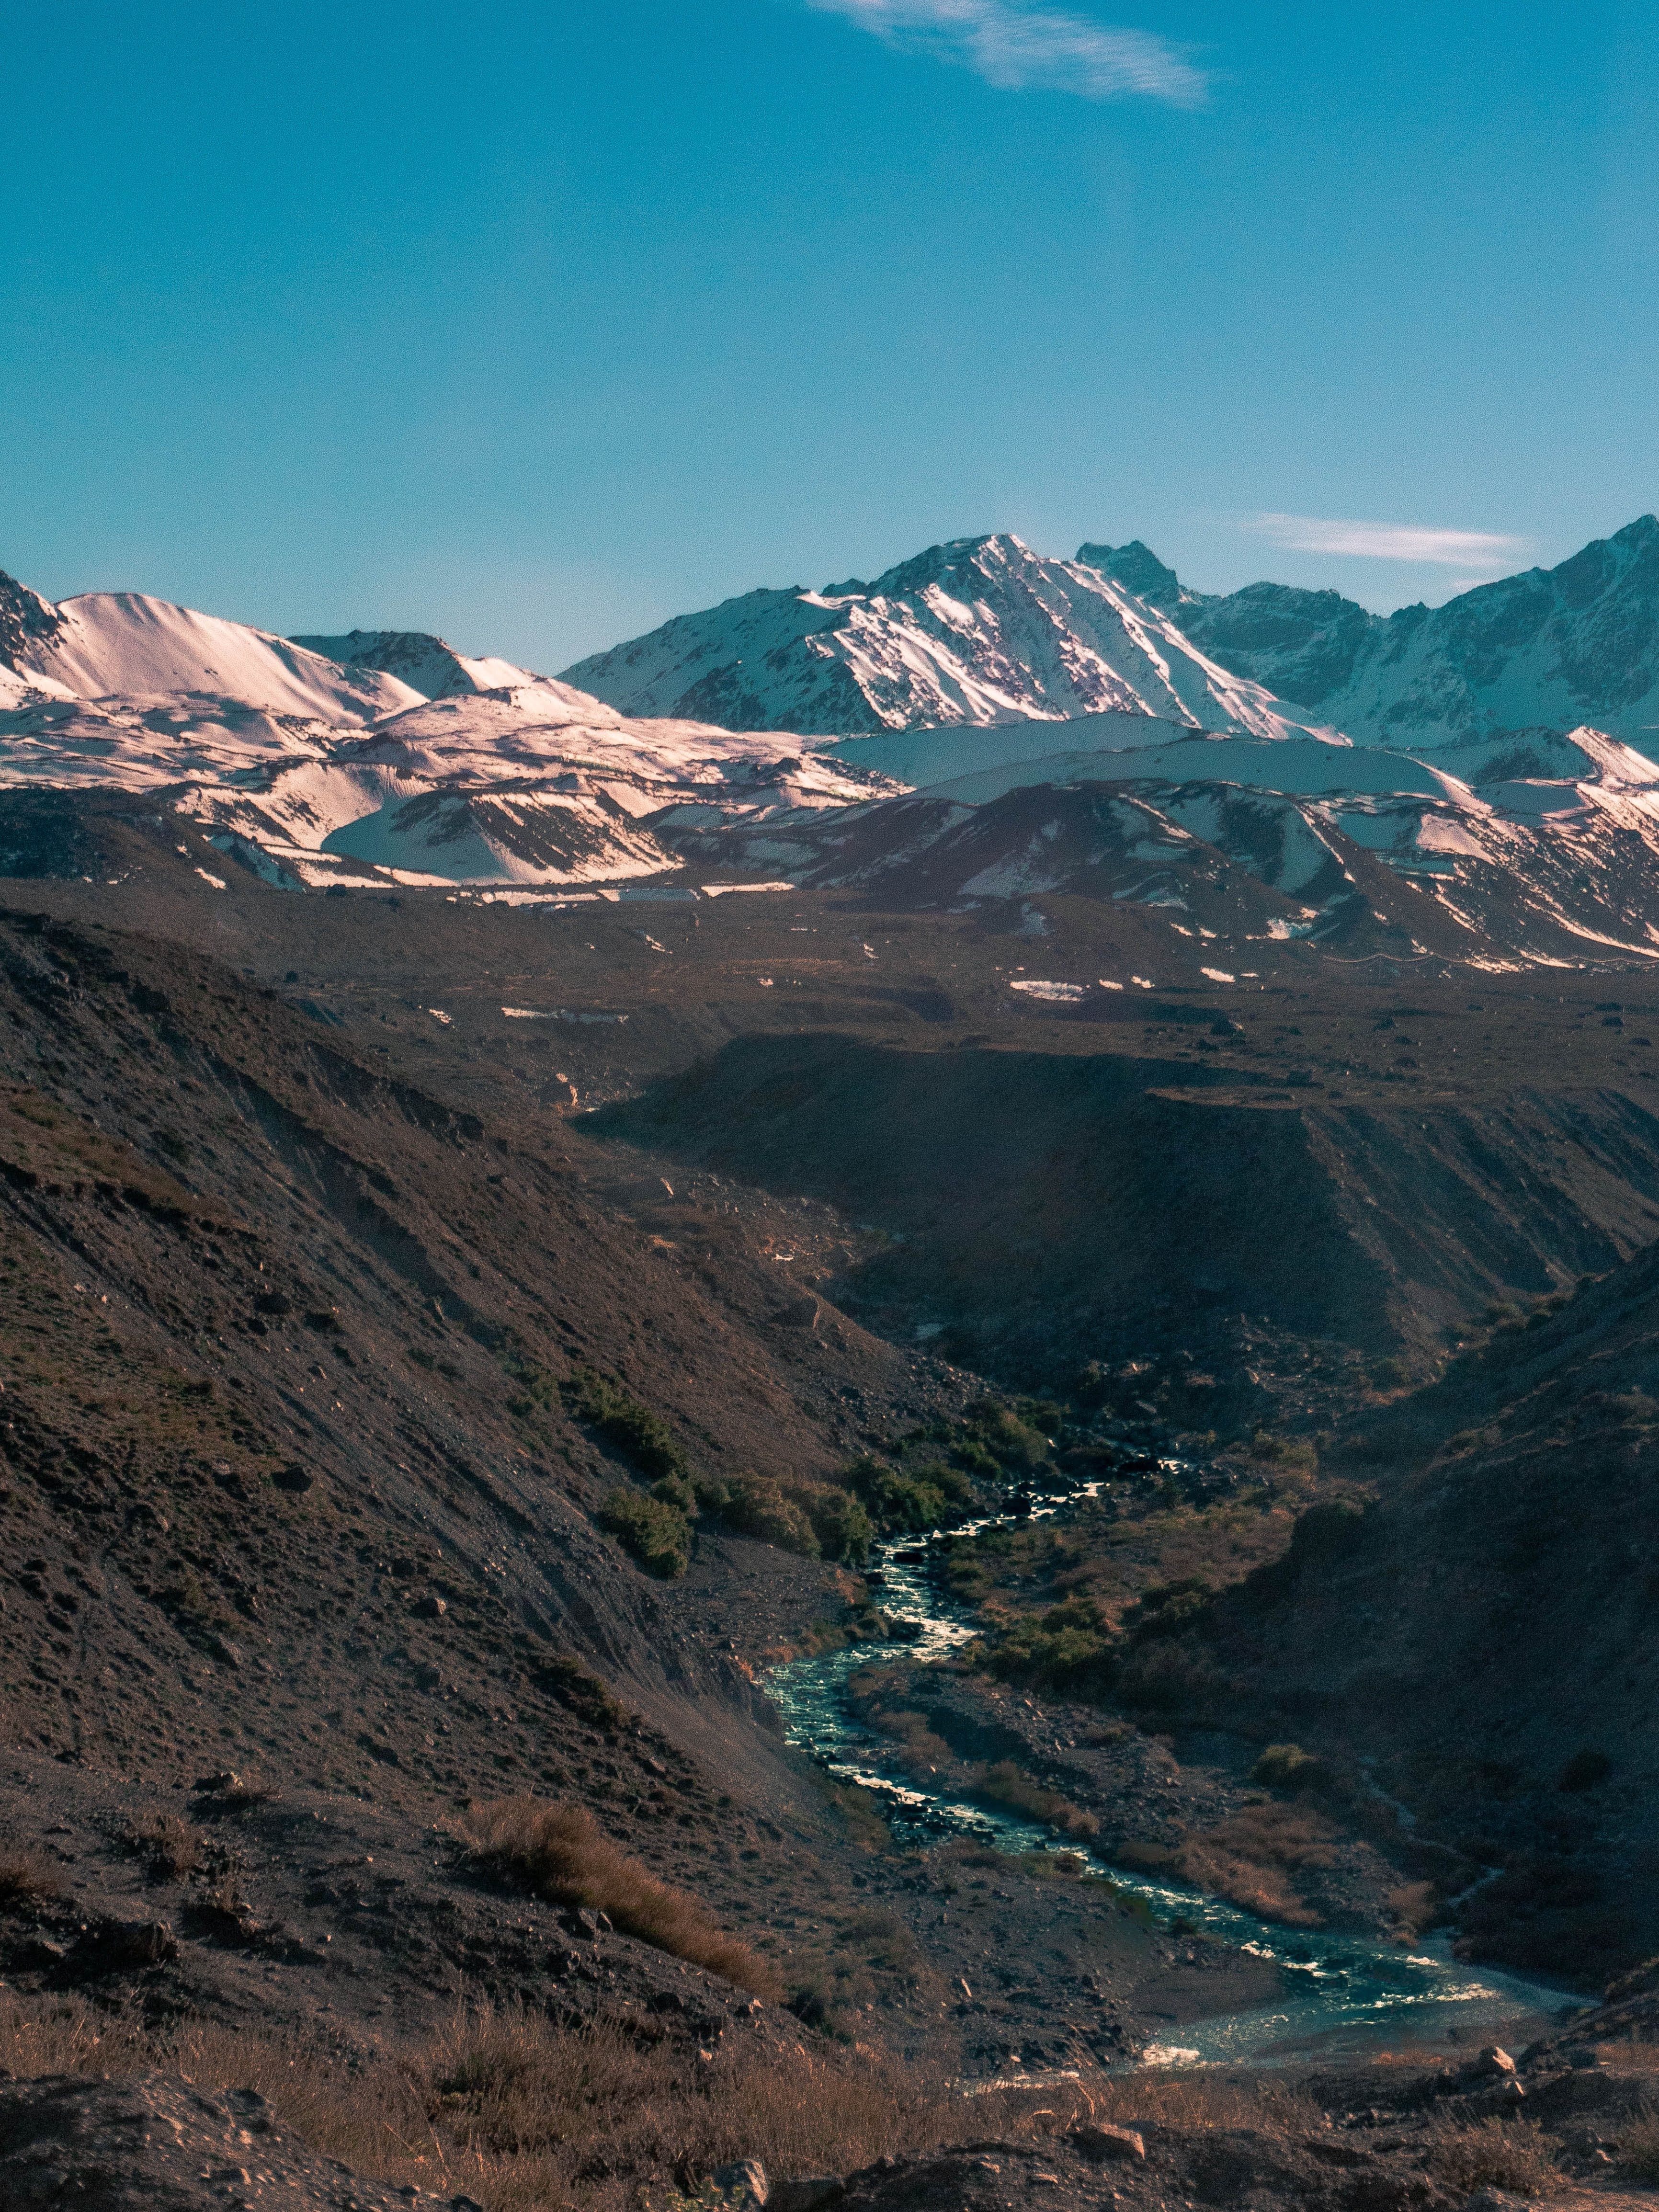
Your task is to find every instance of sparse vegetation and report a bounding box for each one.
[842,1669,1099,1840]
[0,1997,1080,2211]
[972,1759,1099,1839]
[0,1849,65,1906]
[1250,1743,1328,1792]
[1173,1802,1341,1927]
[465,1797,780,1995]
[599,1485,692,1578]
[1618,2106,1659,2184]
[131,1813,204,1879]
[1427,2118,1563,2195]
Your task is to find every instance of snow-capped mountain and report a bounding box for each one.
[0,574,418,721]
[0,563,895,888]
[1081,516,1659,749]
[10,538,1659,966]
[289,629,538,701]
[683,717,1659,969]
[186,683,895,889]
[560,534,1333,742]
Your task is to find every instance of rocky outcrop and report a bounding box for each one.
[0,2074,477,2212]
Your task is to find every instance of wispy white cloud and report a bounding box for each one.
[802,0,1206,104]
[1245,513,1534,568]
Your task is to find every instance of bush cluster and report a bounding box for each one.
[561,1367,691,1482]
[1123,1577,1213,1643]
[842,1454,976,1535]
[1249,1742,1329,1791]
[987,1595,1116,1693]
[580,1381,1048,1581]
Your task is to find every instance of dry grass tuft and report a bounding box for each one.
[0,1849,66,1906]
[1619,2106,1659,2184]
[466,1797,781,1997]
[1085,2066,1320,2136]
[133,1813,205,1880]
[1173,1803,1341,1928]
[1427,2117,1564,2195]
[0,1998,1099,2211]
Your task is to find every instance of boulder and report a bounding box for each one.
[1069,2122,1146,2163]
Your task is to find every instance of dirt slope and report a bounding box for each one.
[0,903,955,1921]
[591,1033,1659,1385]
[1214,1246,1659,1978]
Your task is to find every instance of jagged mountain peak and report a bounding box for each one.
[1074,538,1187,610]
[0,567,68,673]
[561,535,1325,741]
[859,531,1035,601]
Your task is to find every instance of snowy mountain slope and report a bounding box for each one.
[819,708,1219,788]
[671,713,1659,968]
[1076,539,1378,710]
[0,672,897,890]
[912,732,1470,809]
[290,628,538,700]
[9,543,1659,947]
[560,534,1334,741]
[0,588,420,721]
[0,571,78,707]
[1315,516,1659,747]
[0,693,344,793]
[1081,517,1659,747]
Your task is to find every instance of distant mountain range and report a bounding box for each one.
[567,516,1659,751]
[1088,517,1659,748]
[5,523,1659,970]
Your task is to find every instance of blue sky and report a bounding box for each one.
[2,0,1655,668]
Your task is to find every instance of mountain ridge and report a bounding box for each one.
[1082,516,1659,747]
[560,533,1332,742]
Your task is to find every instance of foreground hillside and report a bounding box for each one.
[5,862,1659,2205]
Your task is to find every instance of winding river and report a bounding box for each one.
[768,1488,1571,2067]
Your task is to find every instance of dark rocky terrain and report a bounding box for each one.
[2,833,1659,2209]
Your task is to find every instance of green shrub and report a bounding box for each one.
[598,1487,690,1579]
[805,1485,875,1566]
[989,1596,1116,1693]
[563,1366,690,1482]
[844,1455,974,1535]
[1124,1578,1212,1642]
[965,1400,1049,1471]
[947,1438,1001,1480]
[1250,1742,1329,1791]
[721,1475,820,1558]
[1250,1428,1319,1471]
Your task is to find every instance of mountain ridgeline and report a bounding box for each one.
[564,515,1659,750]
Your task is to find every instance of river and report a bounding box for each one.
[767,1486,1572,2067]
